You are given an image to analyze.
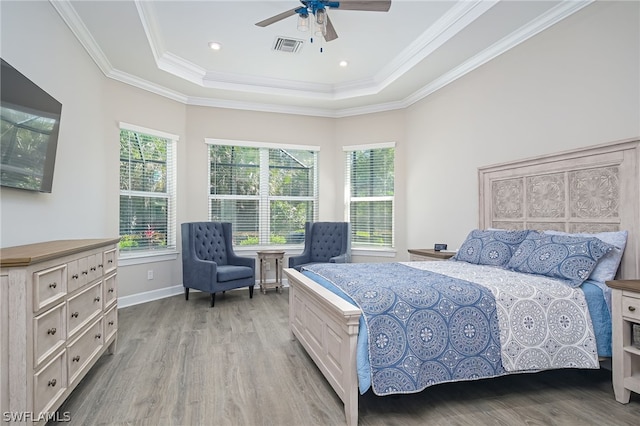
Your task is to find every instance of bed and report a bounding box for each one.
[283,138,640,426]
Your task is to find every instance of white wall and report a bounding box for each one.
[0,1,110,246]
[1,1,638,303]
[404,0,640,252]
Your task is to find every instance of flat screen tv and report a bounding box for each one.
[1,58,62,193]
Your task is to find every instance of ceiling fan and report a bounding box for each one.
[255,1,392,42]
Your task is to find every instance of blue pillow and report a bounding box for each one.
[453,229,530,267]
[507,232,613,287]
[544,230,628,283]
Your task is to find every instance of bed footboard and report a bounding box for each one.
[284,268,362,426]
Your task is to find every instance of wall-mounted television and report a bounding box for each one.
[1,58,62,193]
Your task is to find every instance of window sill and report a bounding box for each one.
[118,250,179,266]
[352,248,397,258]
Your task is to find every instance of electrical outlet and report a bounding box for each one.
[147,270,154,280]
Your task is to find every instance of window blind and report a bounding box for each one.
[344,143,395,248]
[208,141,318,246]
[119,125,177,253]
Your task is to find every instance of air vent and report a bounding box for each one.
[272,37,304,53]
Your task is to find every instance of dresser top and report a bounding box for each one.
[0,238,120,267]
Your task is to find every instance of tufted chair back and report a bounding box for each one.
[309,222,348,262]
[192,222,228,265]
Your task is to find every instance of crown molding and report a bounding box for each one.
[49,0,113,74]
[134,0,496,100]
[51,0,594,118]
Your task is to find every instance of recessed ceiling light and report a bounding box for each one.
[339,60,348,67]
[208,41,222,51]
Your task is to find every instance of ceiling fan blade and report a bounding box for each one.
[336,0,392,12]
[324,15,338,42]
[255,7,299,27]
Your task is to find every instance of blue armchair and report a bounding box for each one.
[288,222,351,271]
[181,222,255,307]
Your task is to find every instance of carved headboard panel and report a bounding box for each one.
[479,138,639,280]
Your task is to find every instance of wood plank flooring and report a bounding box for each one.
[51,288,640,425]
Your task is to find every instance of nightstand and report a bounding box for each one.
[408,248,455,261]
[606,279,640,403]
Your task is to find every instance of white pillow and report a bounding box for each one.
[543,230,628,282]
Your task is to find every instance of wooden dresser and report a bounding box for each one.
[0,238,119,424]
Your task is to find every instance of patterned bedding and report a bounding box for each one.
[302,261,600,396]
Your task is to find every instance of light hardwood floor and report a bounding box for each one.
[51,288,640,425]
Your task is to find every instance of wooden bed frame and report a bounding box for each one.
[283,138,640,425]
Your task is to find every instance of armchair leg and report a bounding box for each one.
[210,293,215,307]
[249,285,254,299]
[185,287,189,300]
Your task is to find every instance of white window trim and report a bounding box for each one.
[205,138,319,152]
[118,123,178,259]
[343,142,396,249]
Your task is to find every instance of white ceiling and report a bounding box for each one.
[53,0,593,117]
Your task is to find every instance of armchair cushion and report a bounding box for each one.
[217,265,254,282]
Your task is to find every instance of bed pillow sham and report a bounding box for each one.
[506,232,614,287]
[544,230,628,283]
[452,229,530,267]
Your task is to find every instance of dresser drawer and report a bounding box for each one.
[104,248,117,274]
[33,264,67,312]
[33,302,66,368]
[34,350,66,415]
[68,318,104,385]
[104,304,118,342]
[621,294,640,322]
[103,272,117,308]
[68,281,103,337]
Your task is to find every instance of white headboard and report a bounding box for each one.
[479,138,639,280]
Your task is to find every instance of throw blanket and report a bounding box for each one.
[304,262,598,396]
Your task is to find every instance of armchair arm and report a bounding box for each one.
[329,252,350,264]
[183,256,218,291]
[289,252,311,268]
[227,252,255,269]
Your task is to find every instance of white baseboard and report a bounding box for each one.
[117,279,289,309]
[118,285,184,308]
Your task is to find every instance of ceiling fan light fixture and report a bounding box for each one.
[297,14,309,32]
[314,9,327,36]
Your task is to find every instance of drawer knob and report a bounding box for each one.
[95,333,102,340]
[629,306,636,312]
[108,288,114,293]
[94,296,101,302]
[48,379,57,387]
[108,260,113,264]
[72,356,80,362]
[90,267,96,272]
[48,282,57,289]
[72,274,79,280]
[71,312,79,318]
[47,327,57,335]
[98,264,104,268]
[82,271,88,275]
[108,321,114,326]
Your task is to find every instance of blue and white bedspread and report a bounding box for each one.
[303,261,599,396]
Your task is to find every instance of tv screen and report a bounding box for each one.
[1,58,62,193]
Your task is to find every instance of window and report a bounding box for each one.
[119,123,177,254]
[344,143,395,248]
[207,139,318,246]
